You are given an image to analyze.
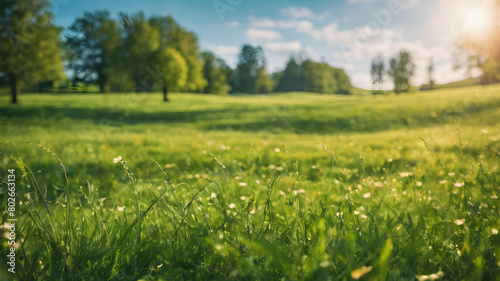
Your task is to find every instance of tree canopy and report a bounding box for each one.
[0,0,64,103]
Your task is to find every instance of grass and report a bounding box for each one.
[0,85,499,280]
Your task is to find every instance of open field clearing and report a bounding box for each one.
[1,86,500,280]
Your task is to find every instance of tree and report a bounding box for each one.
[388,50,414,93]
[370,56,384,91]
[234,44,272,94]
[201,51,230,95]
[154,48,187,101]
[65,10,121,92]
[275,57,302,92]
[150,16,207,92]
[120,12,160,91]
[0,0,64,103]
[427,58,435,89]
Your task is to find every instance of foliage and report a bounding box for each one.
[65,10,121,93]
[201,51,231,95]
[232,44,273,94]
[0,0,65,103]
[388,50,415,93]
[276,57,352,94]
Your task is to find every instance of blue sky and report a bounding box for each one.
[50,0,489,89]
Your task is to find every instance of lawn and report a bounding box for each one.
[0,85,499,280]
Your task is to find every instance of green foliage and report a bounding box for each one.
[276,57,352,94]
[388,50,415,93]
[154,48,187,101]
[232,44,272,94]
[0,0,65,103]
[201,51,231,95]
[65,10,121,93]
[1,86,499,280]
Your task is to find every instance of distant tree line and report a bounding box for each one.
[0,0,354,103]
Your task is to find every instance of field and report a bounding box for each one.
[0,86,499,280]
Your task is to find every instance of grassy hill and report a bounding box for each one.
[0,86,499,280]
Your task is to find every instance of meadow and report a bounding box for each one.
[0,85,499,280]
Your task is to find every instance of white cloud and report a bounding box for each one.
[212,45,240,55]
[263,41,302,53]
[280,7,323,20]
[245,28,282,41]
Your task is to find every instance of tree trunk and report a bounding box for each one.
[10,74,19,104]
[163,83,169,102]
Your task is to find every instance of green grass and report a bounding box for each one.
[0,86,499,280]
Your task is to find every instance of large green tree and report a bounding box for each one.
[233,44,272,94]
[155,48,187,101]
[150,16,207,92]
[65,10,121,92]
[388,50,414,93]
[0,0,64,103]
[201,51,231,95]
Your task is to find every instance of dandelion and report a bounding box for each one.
[351,265,373,279]
[294,189,306,195]
[363,192,371,198]
[416,270,444,281]
[238,182,248,187]
[399,172,412,178]
[117,206,125,212]
[228,203,236,209]
[274,148,280,152]
[113,156,122,163]
[454,219,465,226]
